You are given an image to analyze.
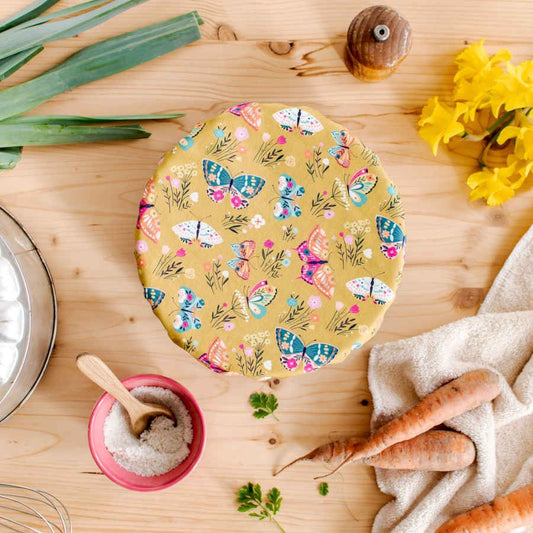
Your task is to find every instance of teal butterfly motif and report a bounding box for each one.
[335,168,378,208]
[235,280,277,320]
[275,327,338,372]
[376,215,406,259]
[173,287,204,333]
[273,174,305,220]
[202,159,265,209]
[143,287,165,310]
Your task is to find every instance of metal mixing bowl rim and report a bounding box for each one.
[0,205,58,424]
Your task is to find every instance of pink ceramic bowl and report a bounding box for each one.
[88,374,206,491]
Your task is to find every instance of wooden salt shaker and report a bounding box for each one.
[345,5,412,82]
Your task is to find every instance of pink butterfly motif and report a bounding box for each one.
[228,102,262,130]
[296,225,335,299]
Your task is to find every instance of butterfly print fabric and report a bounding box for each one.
[134,103,406,379]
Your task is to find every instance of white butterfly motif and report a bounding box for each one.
[345,277,394,305]
[172,220,223,248]
[272,108,324,136]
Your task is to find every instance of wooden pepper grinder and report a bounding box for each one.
[345,5,412,82]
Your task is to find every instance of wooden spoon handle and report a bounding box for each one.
[76,353,143,414]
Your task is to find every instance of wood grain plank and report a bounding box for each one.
[0,0,532,531]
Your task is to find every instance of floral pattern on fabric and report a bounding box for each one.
[134,103,406,379]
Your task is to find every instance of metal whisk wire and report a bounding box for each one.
[0,484,71,533]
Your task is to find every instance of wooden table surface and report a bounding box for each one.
[0,1,532,531]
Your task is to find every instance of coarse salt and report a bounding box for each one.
[103,386,193,477]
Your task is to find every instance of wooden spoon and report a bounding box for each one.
[76,353,174,436]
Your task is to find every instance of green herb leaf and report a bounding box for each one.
[237,503,256,513]
[252,409,269,419]
[0,0,149,61]
[266,394,279,413]
[253,483,262,503]
[0,147,22,169]
[0,0,61,33]
[0,11,202,121]
[0,123,150,146]
[249,392,266,409]
[0,46,43,82]
[236,483,285,533]
[318,482,329,496]
[249,392,279,421]
[3,113,184,125]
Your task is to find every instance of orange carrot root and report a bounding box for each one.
[274,438,361,476]
[275,430,475,476]
[362,430,476,471]
[316,369,500,478]
[435,483,533,532]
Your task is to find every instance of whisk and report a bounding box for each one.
[0,484,72,533]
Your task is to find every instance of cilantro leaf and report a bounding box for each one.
[249,392,279,421]
[319,482,329,496]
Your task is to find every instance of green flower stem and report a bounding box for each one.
[486,110,516,134]
[462,109,518,142]
[478,110,518,168]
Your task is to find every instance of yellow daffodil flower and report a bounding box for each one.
[506,153,533,189]
[467,163,518,206]
[490,60,533,115]
[454,67,505,121]
[420,40,532,205]
[418,97,467,155]
[498,113,533,159]
[454,39,511,83]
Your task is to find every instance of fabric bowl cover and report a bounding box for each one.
[135,103,405,379]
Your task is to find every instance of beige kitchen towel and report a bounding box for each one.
[368,225,533,533]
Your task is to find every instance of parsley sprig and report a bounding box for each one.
[318,482,329,496]
[249,392,279,421]
[237,483,285,532]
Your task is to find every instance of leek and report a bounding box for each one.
[0,124,150,146]
[10,0,113,30]
[3,113,184,125]
[0,47,43,81]
[0,11,202,121]
[0,148,22,169]
[0,0,149,61]
[0,0,61,32]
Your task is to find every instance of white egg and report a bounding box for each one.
[0,343,18,384]
[0,257,19,301]
[0,301,24,343]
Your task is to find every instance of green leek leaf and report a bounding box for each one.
[3,113,184,125]
[0,47,43,81]
[0,0,61,32]
[0,147,22,169]
[0,124,150,146]
[0,0,149,61]
[0,11,202,120]
[11,0,111,30]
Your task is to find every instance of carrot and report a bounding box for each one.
[274,430,475,476]
[362,430,475,471]
[435,483,533,533]
[277,369,500,478]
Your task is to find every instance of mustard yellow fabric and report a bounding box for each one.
[135,103,405,379]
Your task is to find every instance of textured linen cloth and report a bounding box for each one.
[368,225,533,532]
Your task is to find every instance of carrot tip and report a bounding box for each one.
[313,470,335,481]
[273,456,305,476]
